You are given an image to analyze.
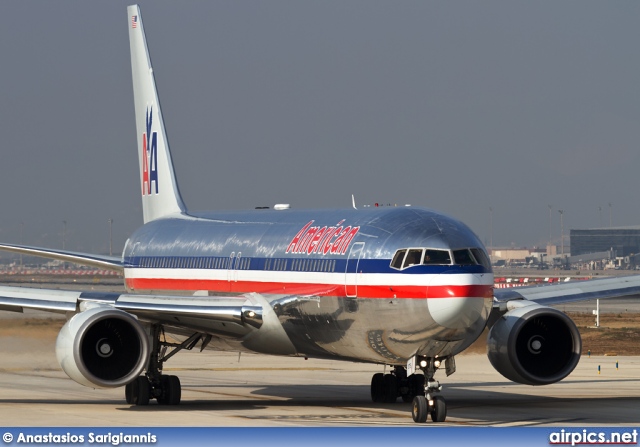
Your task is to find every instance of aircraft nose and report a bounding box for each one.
[427,274,493,329]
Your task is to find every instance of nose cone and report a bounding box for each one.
[427,274,493,329]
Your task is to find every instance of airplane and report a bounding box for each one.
[2,4,640,424]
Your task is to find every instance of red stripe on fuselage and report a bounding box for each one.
[125,277,493,299]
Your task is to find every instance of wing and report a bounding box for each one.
[0,243,124,272]
[0,282,300,390]
[493,274,640,306]
[0,285,263,337]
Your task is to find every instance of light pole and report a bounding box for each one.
[548,205,552,245]
[20,221,24,268]
[62,220,67,250]
[609,202,612,227]
[489,207,493,251]
[62,220,67,270]
[558,210,564,255]
[108,218,113,256]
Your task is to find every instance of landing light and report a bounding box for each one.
[434,360,441,368]
[420,360,428,368]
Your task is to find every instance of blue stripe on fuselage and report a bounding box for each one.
[123,256,489,275]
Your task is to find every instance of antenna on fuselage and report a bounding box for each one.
[351,194,357,210]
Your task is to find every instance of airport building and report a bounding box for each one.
[570,227,640,258]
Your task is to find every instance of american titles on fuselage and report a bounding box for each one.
[285,220,360,256]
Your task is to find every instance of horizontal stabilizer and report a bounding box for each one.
[0,243,124,272]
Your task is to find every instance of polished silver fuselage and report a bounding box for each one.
[122,206,493,365]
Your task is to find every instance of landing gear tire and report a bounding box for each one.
[130,324,202,407]
[382,374,398,403]
[408,356,451,423]
[125,382,134,404]
[412,396,428,423]
[158,375,181,405]
[371,373,384,402]
[126,376,150,406]
[430,395,446,422]
[402,374,424,402]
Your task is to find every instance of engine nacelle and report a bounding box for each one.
[487,301,581,385]
[55,307,149,388]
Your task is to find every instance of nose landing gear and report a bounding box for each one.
[411,356,448,423]
[412,392,446,423]
[369,357,448,423]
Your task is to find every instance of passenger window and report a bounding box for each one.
[423,249,451,265]
[453,249,476,266]
[391,249,406,269]
[403,249,423,268]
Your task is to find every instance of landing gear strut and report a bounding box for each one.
[125,324,210,406]
[411,356,447,423]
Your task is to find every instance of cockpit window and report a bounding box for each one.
[391,247,489,269]
[453,249,476,266]
[391,248,453,269]
[423,249,451,265]
[471,248,491,269]
[391,249,406,269]
[403,249,423,268]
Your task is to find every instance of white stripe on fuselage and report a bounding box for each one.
[123,268,493,287]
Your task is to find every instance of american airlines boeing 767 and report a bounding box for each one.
[1,5,640,423]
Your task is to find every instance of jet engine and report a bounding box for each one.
[487,301,581,385]
[55,307,149,388]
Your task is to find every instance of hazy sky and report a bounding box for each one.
[1,1,639,256]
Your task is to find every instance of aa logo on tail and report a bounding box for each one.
[142,107,159,195]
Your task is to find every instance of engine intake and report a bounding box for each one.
[56,307,149,388]
[487,302,581,385]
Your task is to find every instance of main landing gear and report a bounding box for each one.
[369,357,449,423]
[370,366,424,404]
[125,325,211,406]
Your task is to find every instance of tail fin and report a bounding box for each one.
[128,4,187,223]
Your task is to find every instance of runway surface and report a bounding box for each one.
[0,327,638,427]
[1,279,639,427]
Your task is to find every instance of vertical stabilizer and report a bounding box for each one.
[128,5,187,223]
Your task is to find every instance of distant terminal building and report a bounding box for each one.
[490,247,548,268]
[570,227,640,258]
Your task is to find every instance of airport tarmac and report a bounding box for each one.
[1,278,639,426]
[0,331,638,427]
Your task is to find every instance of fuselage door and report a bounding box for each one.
[234,252,242,283]
[345,242,365,297]
[227,252,236,283]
